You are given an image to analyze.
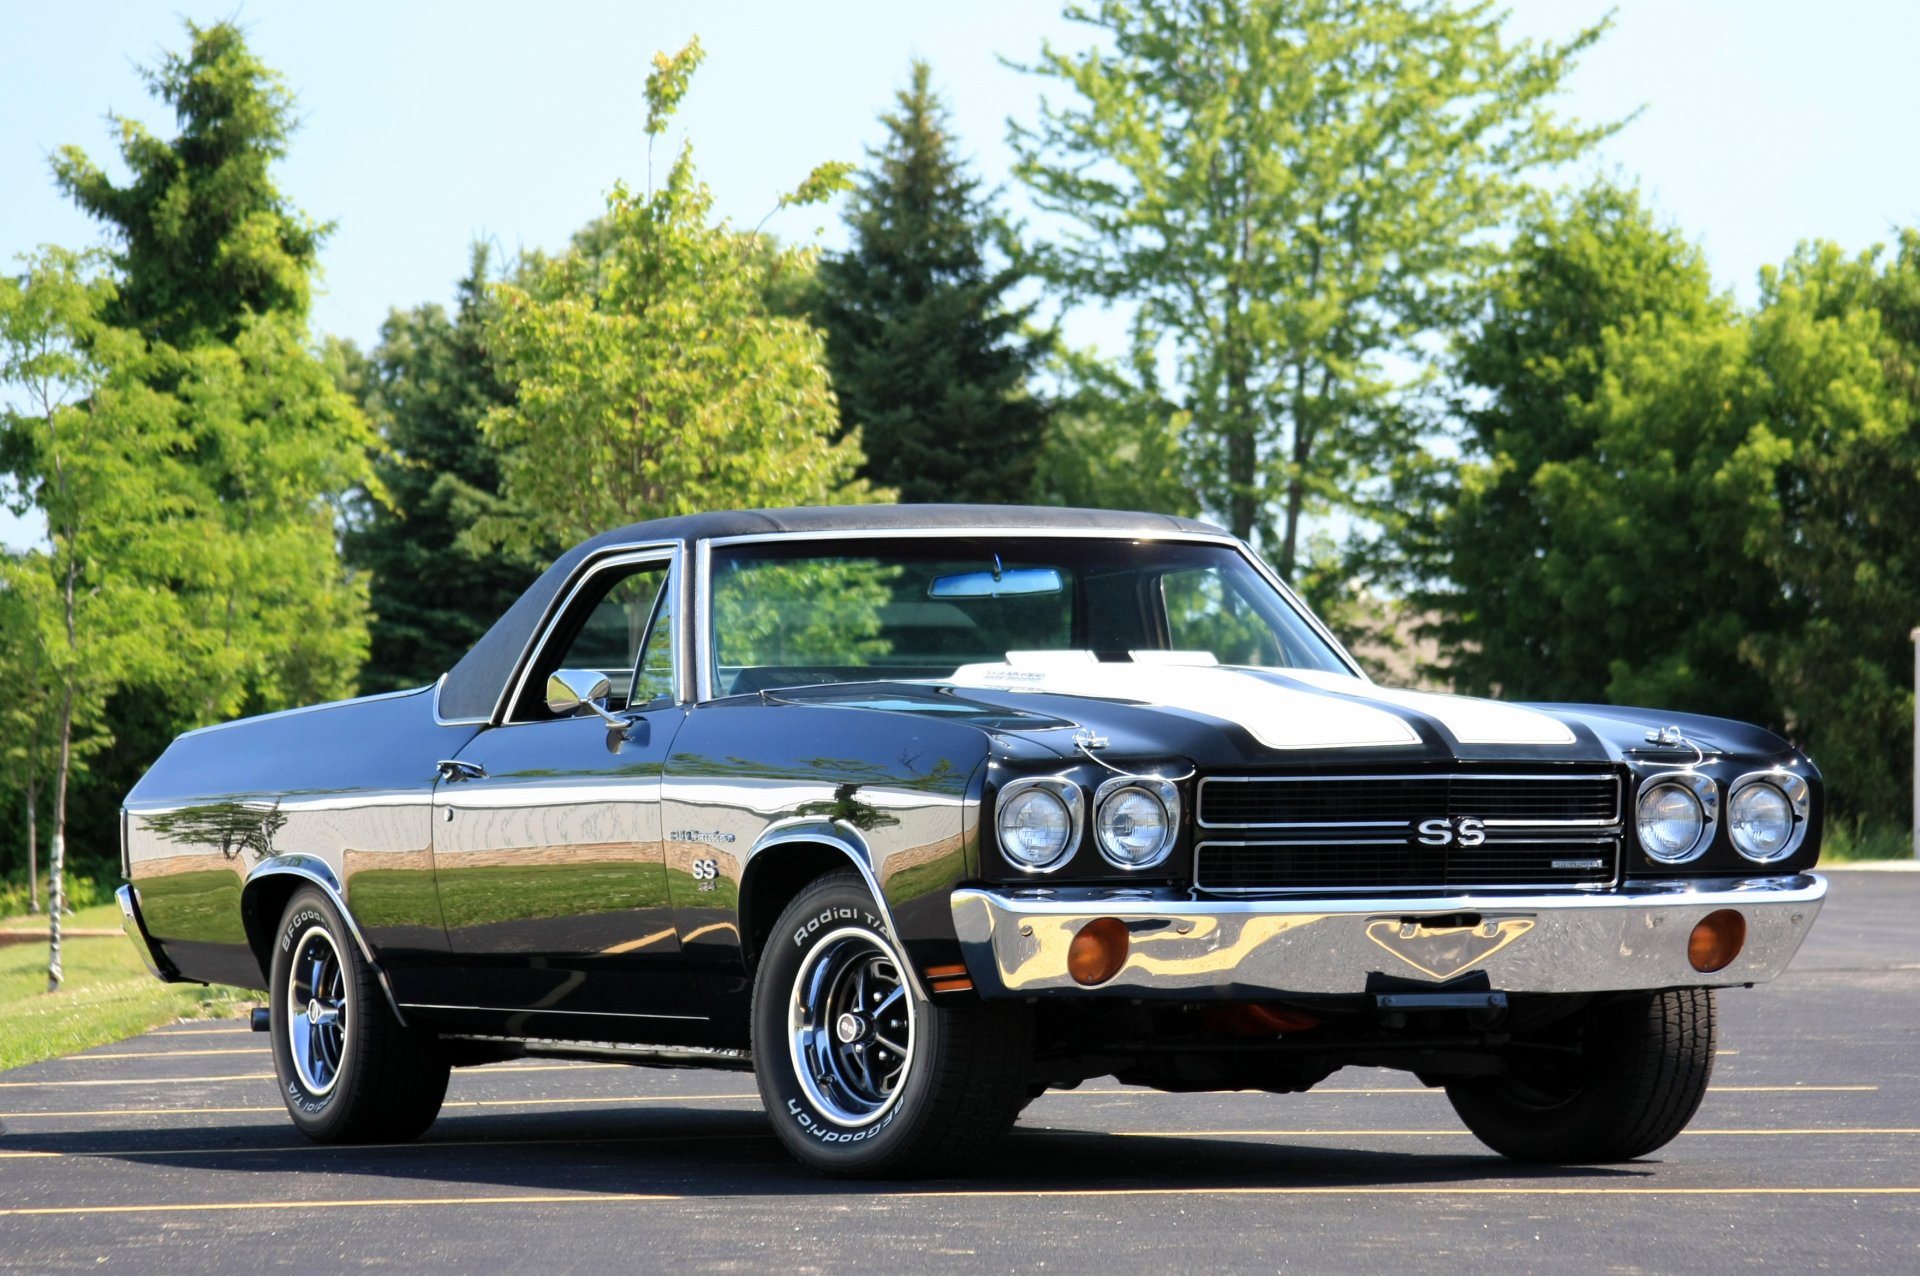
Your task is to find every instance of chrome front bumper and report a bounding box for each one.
[116,884,179,983]
[950,874,1826,998]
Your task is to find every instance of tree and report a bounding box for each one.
[1011,0,1611,577]
[0,560,56,911]
[476,39,875,556]
[1404,183,1780,726]
[343,248,533,692]
[51,21,325,348]
[0,250,194,987]
[1738,235,1920,826]
[47,18,376,801]
[812,60,1049,503]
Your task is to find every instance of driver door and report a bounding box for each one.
[430,547,699,1023]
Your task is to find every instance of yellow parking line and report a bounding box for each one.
[1106,1128,1920,1139]
[0,1130,769,1160]
[1059,1085,1878,1097]
[68,1049,266,1060]
[6,1186,1920,1218]
[0,1093,762,1120]
[2,1062,626,1089]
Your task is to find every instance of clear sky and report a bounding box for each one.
[3,1,1916,550]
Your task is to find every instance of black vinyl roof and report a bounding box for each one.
[436,503,1228,722]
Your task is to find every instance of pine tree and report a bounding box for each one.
[814,61,1049,504]
[345,247,534,692]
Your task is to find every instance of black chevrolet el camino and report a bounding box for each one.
[118,505,1826,1175]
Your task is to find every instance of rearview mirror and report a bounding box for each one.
[928,567,1063,599]
[546,669,613,716]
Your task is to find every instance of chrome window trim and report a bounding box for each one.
[692,526,1362,702]
[432,673,489,727]
[1635,770,1720,864]
[993,775,1087,873]
[1726,769,1812,863]
[1196,772,1624,830]
[496,542,685,726]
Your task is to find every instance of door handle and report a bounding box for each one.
[435,759,487,783]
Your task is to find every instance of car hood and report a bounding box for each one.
[764,662,1796,769]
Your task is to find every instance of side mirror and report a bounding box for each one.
[546,669,614,717]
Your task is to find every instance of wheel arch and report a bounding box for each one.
[739,823,928,1001]
[242,855,410,1026]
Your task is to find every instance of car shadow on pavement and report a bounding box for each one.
[2,1103,1653,1197]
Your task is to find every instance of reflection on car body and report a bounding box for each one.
[118,504,1826,1175]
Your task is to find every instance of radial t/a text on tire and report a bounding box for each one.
[751,869,1032,1177]
[268,887,451,1143]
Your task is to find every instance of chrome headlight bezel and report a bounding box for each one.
[1635,771,1718,864]
[1091,775,1181,871]
[994,776,1084,872]
[1726,771,1811,864]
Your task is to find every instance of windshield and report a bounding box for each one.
[707,537,1351,697]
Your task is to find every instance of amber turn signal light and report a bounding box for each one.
[1688,908,1747,973]
[1068,917,1130,986]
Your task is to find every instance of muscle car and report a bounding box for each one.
[118,504,1827,1175]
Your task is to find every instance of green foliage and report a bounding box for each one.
[812,60,1050,504]
[476,40,877,556]
[51,20,326,347]
[1012,0,1612,574]
[1407,183,1779,724]
[1737,235,1920,824]
[1030,344,1199,515]
[1418,185,1920,827]
[343,247,535,692]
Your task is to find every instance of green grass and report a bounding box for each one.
[1821,818,1915,863]
[0,901,254,1072]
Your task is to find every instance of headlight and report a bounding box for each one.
[1727,772,1810,863]
[996,777,1081,871]
[1093,776,1180,870]
[1636,774,1715,863]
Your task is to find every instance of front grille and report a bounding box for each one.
[1193,772,1622,894]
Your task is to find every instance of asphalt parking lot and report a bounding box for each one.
[2,867,1915,1274]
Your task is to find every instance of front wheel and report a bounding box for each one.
[1446,988,1717,1163]
[751,870,1032,1177]
[269,888,450,1143]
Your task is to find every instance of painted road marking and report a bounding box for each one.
[6,1186,1920,1218]
[1102,1128,1920,1139]
[8,1127,1917,1159]
[1,1063,627,1088]
[67,1049,266,1060]
[0,1094,764,1120]
[0,1131,770,1160]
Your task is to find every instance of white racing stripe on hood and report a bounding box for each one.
[945,662,1420,750]
[1273,669,1577,746]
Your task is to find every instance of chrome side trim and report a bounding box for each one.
[406,1005,705,1022]
[746,822,930,1003]
[952,873,1827,998]
[243,856,409,1027]
[497,542,684,725]
[180,685,430,739]
[443,1034,752,1069]
[115,884,180,983]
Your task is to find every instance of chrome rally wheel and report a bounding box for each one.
[751,869,1033,1177]
[789,927,916,1127]
[285,923,348,1096]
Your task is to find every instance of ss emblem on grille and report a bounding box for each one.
[1415,816,1487,848]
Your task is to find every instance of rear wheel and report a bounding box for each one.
[269,888,450,1143]
[1446,988,1717,1163]
[751,870,1032,1177]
